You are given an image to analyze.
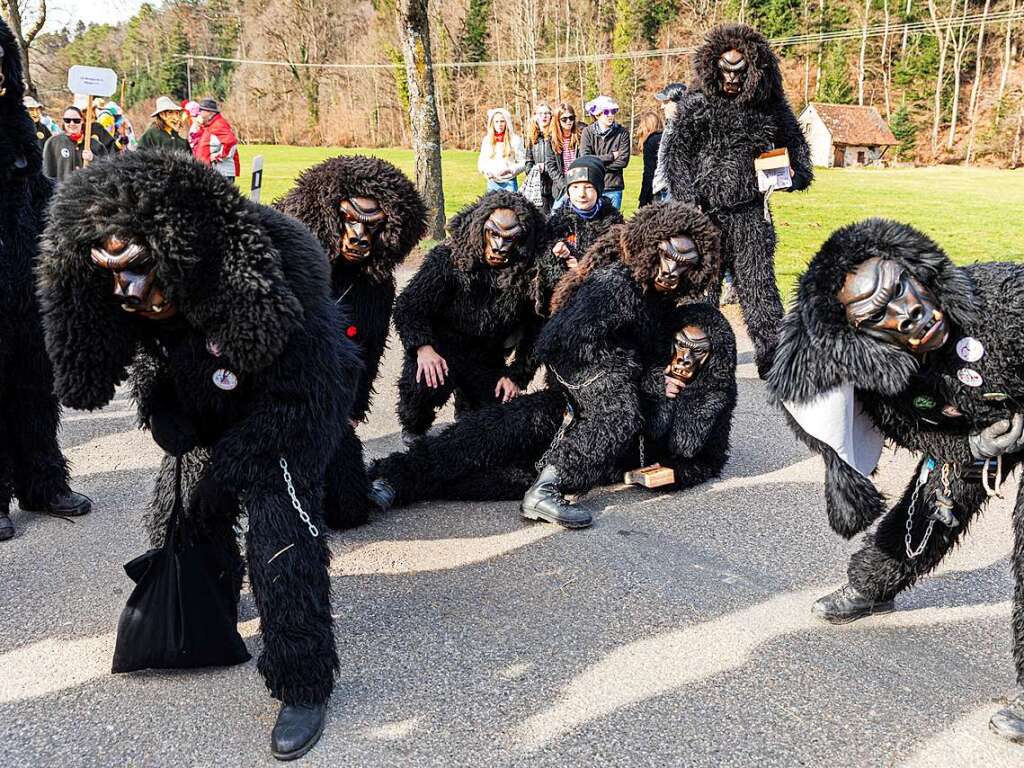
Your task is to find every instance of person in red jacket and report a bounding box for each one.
[193,98,239,179]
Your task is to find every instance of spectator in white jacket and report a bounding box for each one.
[477,107,526,192]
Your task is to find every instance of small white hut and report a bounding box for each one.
[798,103,897,168]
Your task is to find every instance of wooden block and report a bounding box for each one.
[623,463,676,489]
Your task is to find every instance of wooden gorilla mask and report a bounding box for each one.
[666,325,711,385]
[718,49,747,97]
[339,196,386,264]
[482,208,524,269]
[838,256,948,356]
[654,235,699,293]
[90,236,177,320]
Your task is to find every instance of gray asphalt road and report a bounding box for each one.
[1,290,1021,767]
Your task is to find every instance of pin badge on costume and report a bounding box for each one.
[206,338,222,357]
[956,337,984,363]
[213,368,238,391]
[913,395,936,411]
[957,368,983,387]
[941,404,963,418]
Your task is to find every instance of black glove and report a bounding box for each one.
[969,413,1024,460]
[149,409,198,457]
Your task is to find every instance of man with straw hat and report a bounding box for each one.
[138,96,190,152]
[23,95,51,149]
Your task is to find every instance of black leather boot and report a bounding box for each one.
[368,479,396,512]
[21,489,92,517]
[990,687,1024,744]
[811,584,895,624]
[0,512,14,542]
[520,465,593,529]
[271,702,326,761]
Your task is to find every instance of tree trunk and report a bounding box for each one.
[927,0,955,153]
[945,0,970,151]
[1012,96,1024,168]
[996,0,1017,125]
[397,0,446,240]
[964,0,991,163]
[858,0,871,105]
[881,0,892,118]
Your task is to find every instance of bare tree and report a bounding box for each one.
[857,0,871,105]
[964,0,992,163]
[396,0,446,239]
[945,0,970,150]
[927,0,956,153]
[996,0,1017,124]
[1,0,46,99]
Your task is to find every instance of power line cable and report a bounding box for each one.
[174,10,1024,71]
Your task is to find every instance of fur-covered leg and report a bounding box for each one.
[5,328,71,505]
[724,211,783,378]
[545,367,642,494]
[323,423,371,530]
[848,460,991,601]
[665,449,729,491]
[245,469,337,706]
[396,350,456,436]
[989,479,1024,744]
[370,391,566,506]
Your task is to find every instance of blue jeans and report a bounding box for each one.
[487,178,518,192]
[602,190,623,209]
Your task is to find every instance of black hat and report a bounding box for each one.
[198,98,220,113]
[655,82,687,102]
[564,155,606,197]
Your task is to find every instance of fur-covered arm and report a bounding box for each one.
[667,387,733,459]
[783,410,887,538]
[536,266,639,369]
[505,314,543,387]
[776,104,813,192]
[392,246,452,353]
[663,112,699,205]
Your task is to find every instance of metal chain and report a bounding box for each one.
[279,457,320,538]
[904,469,935,560]
[638,434,646,469]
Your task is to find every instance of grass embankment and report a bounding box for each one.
[245,143,1024,297]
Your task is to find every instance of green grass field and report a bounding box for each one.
[245,143,1024,298]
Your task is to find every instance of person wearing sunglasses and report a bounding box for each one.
[41,106,108,182]
[548,102,582,209]
[580,95,630,210]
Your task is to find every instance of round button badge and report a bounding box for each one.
[957,368,983,388]
[212,368,238,391]
[955,337,984,363]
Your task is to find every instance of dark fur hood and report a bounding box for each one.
[0,17,41,181]
[38,149,315,410]
[767,218,980,406]
[274,154,427,283]
[446,190,545,285]
[551,201,720,313]
[693,24,785,107]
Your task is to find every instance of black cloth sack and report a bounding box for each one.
[111,459,251,673]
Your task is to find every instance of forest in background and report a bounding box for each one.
[4,0,1024,165]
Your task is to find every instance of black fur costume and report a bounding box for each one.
[534,199,623,316]
[766,219,1024,724]
[0,18,76,536]
[37,150,366,708]
[274,154,427,421]
[371,203,735,504]
[393,190,545,435]
[663,23,812,377]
